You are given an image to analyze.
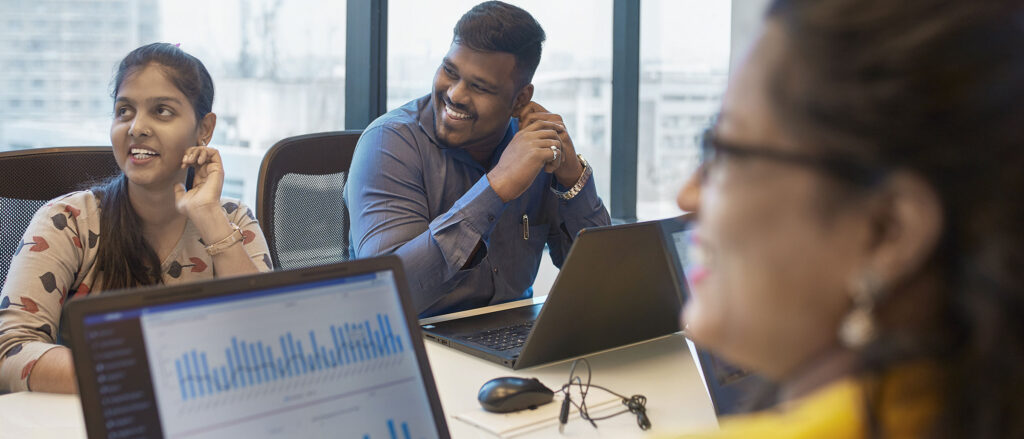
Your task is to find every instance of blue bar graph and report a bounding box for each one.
[171,313,404,401]
[365,419,412,439]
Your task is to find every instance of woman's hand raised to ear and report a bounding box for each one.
[174,144,225,219]
[174,142,261,277]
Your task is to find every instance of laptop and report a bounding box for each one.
[421,218,688,369]
[660,215,771,417]
[693,347,772,416]
[62,256,450,439]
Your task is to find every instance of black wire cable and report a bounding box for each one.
[557,358,651,432]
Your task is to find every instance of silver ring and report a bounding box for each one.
[550,145,559,162]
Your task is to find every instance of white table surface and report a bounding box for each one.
[0,299,718,438]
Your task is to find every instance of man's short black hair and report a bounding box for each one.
[453,1,546,88]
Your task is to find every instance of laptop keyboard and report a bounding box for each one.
[459,322,534,351]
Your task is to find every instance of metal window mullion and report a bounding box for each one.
[345,0,388,130]
[611,0,640,223]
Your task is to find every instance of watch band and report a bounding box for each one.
[551,154,592,201]
[205,223,244,256]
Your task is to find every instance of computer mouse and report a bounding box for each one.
[477,376,555,413]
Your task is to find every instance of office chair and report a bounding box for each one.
[256,130,361,270]
[0,147,121,287]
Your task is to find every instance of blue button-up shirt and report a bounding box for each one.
[345,95,611,317]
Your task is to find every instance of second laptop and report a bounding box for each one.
[421,217,689,369]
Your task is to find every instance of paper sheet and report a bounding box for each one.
[453,391,623,438]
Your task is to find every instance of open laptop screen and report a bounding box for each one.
[76,268,442,439]
[660,216,771,417]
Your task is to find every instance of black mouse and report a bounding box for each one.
[478,376,555,413]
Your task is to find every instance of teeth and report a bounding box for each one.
[445,104,472,120]
[130,147,158,160]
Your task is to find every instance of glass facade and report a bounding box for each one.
[1,0,734,245]
[637,0,731,220]
[0,0,347,206]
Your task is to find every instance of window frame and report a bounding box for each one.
[345,0,643,223]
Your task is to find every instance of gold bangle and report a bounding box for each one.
[205,223,244,256]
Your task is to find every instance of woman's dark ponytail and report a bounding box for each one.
[91,175,162,289]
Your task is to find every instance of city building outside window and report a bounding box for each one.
[0,0,347,206]
[2,0,733,260]
[638,0,731,221]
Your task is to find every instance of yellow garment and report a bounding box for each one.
[674,364,939,439]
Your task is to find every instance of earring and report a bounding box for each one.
[839,271,883,349]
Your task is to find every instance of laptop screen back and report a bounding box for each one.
[76,268,442,438]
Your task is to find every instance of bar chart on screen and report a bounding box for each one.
[362,418,420,439]
[169,313,404,402]
[135,274,438,439]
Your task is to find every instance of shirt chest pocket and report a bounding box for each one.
[522,223,550,254]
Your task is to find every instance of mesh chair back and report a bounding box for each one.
[256,131,361,270]
[0,147,121,287]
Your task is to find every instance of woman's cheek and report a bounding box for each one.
[682,280,724,346]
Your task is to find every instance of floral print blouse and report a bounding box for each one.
[0,191,272,392]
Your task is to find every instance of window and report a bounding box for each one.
[0,0,347,207]
[387,0,613,206]
[223,177,247,202]
[589,115,607,147]
[3,0,738,233]
[157,0,347,205]
[637,0,731,220]
[388,1,613,295]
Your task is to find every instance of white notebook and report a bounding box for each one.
[453,392,620,438]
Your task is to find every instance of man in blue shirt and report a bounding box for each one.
[345,1,610,317]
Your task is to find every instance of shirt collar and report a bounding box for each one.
[416,94,518,171]
[416,94,442,146]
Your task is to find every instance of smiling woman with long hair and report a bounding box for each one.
[0,43,272,394]
[673,0,1024,438]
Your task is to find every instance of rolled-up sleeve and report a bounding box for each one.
[346,125,507,312]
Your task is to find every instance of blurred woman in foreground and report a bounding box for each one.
[677,0,1024,437]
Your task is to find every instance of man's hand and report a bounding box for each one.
[517,102,584,188]
[487,102,583,202]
